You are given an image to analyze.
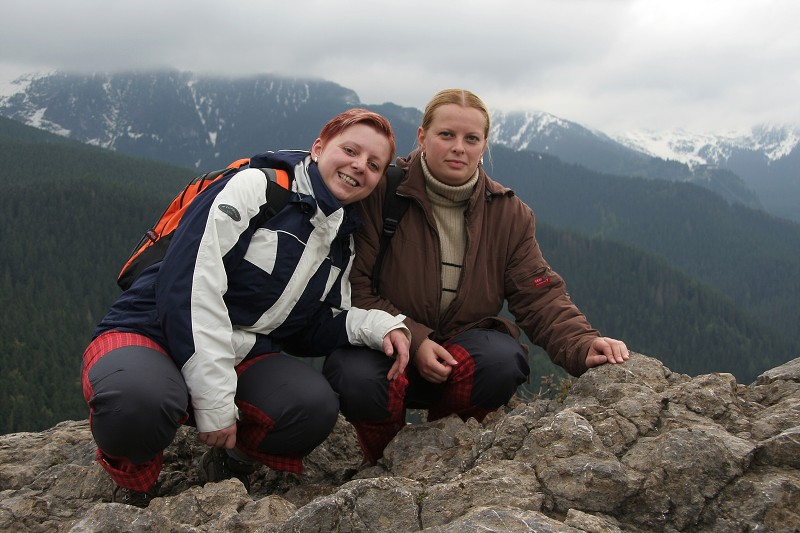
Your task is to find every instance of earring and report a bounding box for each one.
[313,156,318,163]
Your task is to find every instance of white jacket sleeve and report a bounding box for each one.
[345,308,410,350]
[163,169,271,434]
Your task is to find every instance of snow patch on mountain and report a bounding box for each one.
[489,110,575,150]
[28,107,71,137]
[750,124,800,160]
[614,125,800,167]
[0,72,38,98]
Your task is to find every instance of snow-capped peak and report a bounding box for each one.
[614,125,800,167]
[489,109,575,150]
[0,71,54,98]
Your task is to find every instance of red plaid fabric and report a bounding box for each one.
[350,343,494,463]
[97,449,163,492]
[233,353,270,375]
[351,372,409,464]
[235,400,304,474]
[81,330,167,404]
[428,343,492,423]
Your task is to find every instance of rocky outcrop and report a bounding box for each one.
[1,353,799,532]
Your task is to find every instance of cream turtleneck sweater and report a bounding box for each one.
[420,155,479,313]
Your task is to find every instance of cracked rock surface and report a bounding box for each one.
[2,353,799,532]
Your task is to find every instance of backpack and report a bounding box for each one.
[117,161,409,293]
[116,158,292,290]
[372,166,409,294]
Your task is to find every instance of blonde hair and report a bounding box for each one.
[420,89,490,139]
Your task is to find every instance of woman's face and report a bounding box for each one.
[311,123,392,205]
[417,103,488,186]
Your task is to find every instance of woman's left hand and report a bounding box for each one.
[197,422,237,449]
[383,328,411,381]
[585,337,630,368]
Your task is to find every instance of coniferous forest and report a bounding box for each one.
[1,117,798,434]
[0,119,191,433]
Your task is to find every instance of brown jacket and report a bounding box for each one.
[351,151,599,376]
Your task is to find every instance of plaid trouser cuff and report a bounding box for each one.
[97,449,162,492]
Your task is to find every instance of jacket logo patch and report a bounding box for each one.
[533,275,551,288]
[218,204,241,222]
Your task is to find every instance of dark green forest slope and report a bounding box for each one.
[0,120,192,433]
[0,117,797,434]
[534,227,794,384]
[488,146,800,343]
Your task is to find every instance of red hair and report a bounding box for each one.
[318,108,396,163]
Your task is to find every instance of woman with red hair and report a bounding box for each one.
[82,109,410,506]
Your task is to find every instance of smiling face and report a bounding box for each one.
[417,103,488,186]
[311,123,393,205]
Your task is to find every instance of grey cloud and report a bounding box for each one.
[1,0,798,133]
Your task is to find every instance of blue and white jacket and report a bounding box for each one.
[96,150,408,432]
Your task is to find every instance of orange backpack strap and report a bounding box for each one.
[273,169,290,189]
[227,158,251,170]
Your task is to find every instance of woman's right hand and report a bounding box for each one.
[384,328,411,381]
[414,339,458,383]
[198,422,237,449]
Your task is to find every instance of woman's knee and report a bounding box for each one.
[449,329,530,406]
[299,383,340,447]
[238,360,339,455]
[324,348,394,421]
[88,346,187,462]
[324,347,390,391]
[288,371,340,432]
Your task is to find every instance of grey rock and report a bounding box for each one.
[420,461,543,527]
[278,477,424,533]
[2,352,800,532]
[421,506,579,532]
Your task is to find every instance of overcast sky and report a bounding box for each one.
[2,0,797,135]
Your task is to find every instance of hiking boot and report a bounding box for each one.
[111,482,158,508]
[198,447,255,492]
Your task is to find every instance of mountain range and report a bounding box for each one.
[490,110,800,222]
[1,70,798,222]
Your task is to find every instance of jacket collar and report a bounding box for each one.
[397,150,514,207]
[248,149,361,231]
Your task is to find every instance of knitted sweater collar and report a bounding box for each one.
[420,155,479,205]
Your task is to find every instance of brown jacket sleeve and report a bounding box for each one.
[503,200,599,376]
